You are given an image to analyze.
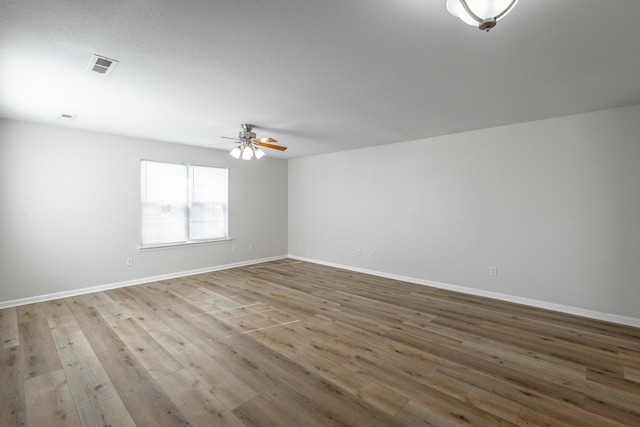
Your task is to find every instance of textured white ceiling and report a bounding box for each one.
[1,1,639,159]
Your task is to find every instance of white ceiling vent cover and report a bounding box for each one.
[88,54,118,75]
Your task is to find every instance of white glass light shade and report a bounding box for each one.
[241,145,254,160]
[446,0,518,26]
[254,148,266,159]
[229,147,241,159]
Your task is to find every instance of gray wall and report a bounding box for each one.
[0,119,288,303]
[4,105,640,322]
[288,105,640,321]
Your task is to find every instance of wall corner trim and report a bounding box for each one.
[288,255,640,329]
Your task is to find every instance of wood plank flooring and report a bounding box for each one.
[2,259,640,426]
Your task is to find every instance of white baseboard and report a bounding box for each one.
[6,254,639,329]
[0,255,287,309]
[288,255,640,328]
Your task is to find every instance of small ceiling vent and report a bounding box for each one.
[88,54,118,75]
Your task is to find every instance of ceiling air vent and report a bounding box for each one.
[88,54,118,75]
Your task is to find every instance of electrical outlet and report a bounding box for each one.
[356,248,361,256]
[490,266,497,276]
[232,246,237,253]
[249,243,254,250]
[370,250,375,258]
[126,258,133,267]
[298,241,303,247]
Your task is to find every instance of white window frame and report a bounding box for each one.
[140,160,229,249]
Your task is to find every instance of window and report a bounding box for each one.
[140,160,228,248]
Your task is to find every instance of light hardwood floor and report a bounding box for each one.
[2,259,640,426]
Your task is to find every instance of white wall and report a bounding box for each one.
[0,119,288,304]
[288,105,640,321]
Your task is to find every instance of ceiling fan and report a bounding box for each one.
[219,124,287,160]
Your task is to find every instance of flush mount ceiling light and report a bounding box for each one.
[446,0,518,31]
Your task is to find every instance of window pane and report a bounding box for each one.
[189,166,228,241]
[191,166,227,203]
[141,203,188,244]
[189,203,227,240]
[141,161,187,204]
[141,161,188,245]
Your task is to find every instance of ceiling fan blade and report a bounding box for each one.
[254,137,278,143]
[256,141,287,151]
[207,135,240,146]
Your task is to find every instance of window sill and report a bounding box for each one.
[139,238,232,251]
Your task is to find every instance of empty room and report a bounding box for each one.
[1,1,640,426]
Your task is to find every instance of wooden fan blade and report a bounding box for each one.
[256,141,287,151]
[254,137,278,143]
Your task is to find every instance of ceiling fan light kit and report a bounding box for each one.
[446,0,518,31]
[224,123,287,160]
[241,145,254,160]
[230,146,242,159]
